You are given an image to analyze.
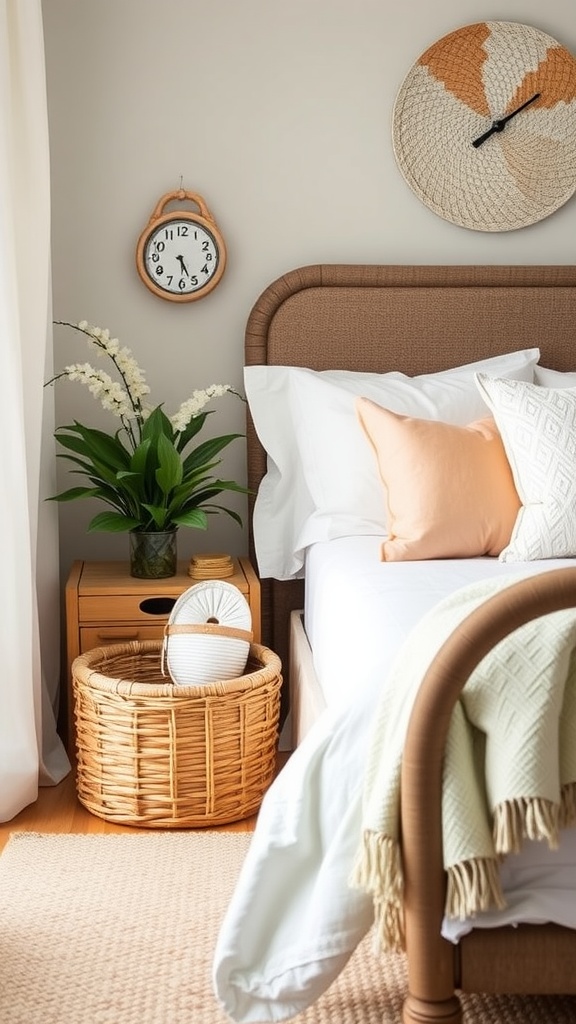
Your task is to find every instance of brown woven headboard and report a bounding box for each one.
[245,263,576,679]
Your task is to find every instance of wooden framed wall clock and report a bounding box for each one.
[136,189,227,301]
[391,21,576,231]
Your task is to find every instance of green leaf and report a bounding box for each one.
[56,422,131,470]
[129,438,152,480]
[54,436,130,490]
[141,503,169,530]
[87,511,141,532]
[55,452,100,476]
[141,406,174,443]
[172,508,209,529]
[88,483,135,515]
[174,410,210,452]
[46,486,100,503]
[182,433,242,474]
[183,479,249,505]
[179,462,222,490]
[219,507,244,527]
[199,504,243,527]
[210,503,242,528]
[212,478,251,495]
[155,432,183,495]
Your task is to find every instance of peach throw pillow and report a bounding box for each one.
[355,397,521,562]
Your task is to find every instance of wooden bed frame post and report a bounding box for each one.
[401,721,462,1024]
[400,567,576,1024]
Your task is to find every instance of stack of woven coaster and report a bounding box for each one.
[187,552,235,580]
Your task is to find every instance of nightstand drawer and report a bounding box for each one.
[78,595,180,624]
[80,625,167,650]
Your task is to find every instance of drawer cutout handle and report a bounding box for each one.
[139,597,177,616]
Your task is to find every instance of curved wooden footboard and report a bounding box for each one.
[400,567,576,1024]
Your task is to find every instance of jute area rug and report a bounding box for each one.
[1,832,575,1024]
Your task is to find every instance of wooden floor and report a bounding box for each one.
[0,751,290,853]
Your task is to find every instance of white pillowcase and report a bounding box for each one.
[535,366,576,388]
[476,373,576,561]
[246,350,540,580]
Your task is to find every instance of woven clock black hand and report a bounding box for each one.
[472,92,541,148]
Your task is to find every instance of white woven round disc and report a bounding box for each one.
[392,21,576,231]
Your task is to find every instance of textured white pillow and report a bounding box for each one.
[476,373,576,561]
[246,349,540,580]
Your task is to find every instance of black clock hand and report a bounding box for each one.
[176,254,189,276]
[472,92,541,148]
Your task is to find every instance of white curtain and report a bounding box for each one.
[0,0,70,822]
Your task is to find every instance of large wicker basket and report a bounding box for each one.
[71,640,282,828]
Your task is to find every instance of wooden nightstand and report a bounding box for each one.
[64,557,260,754]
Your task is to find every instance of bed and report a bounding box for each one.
[214,264,576,1024]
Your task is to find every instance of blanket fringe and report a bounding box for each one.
[560,781,576,830]
[352,791,576,947]
[349,830,405,952]
[446,857,506,920]
[493,797,559,855]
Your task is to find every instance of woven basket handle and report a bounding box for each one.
[164,623,253,641]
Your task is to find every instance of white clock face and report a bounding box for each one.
[143,218,220,295]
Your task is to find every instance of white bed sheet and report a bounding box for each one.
[304,537,571,710]
[213,538,576,1023]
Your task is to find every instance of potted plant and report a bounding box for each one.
[46,320,247,578]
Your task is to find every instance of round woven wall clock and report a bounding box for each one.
[136,189,227,301]
[392,21,576,231]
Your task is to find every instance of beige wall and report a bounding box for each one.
[42,0,576,578]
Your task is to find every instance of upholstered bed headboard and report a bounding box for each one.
[244,263,576,678]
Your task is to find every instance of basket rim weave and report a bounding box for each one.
[72,639,281,698]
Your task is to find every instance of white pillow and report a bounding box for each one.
[245,365,317,582]
[535,366,576,388]
[246,350,540,580]
[475,373,576,562]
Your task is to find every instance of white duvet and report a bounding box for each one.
[213,537,576,1023]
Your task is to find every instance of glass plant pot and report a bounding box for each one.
[129,529,178,579]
